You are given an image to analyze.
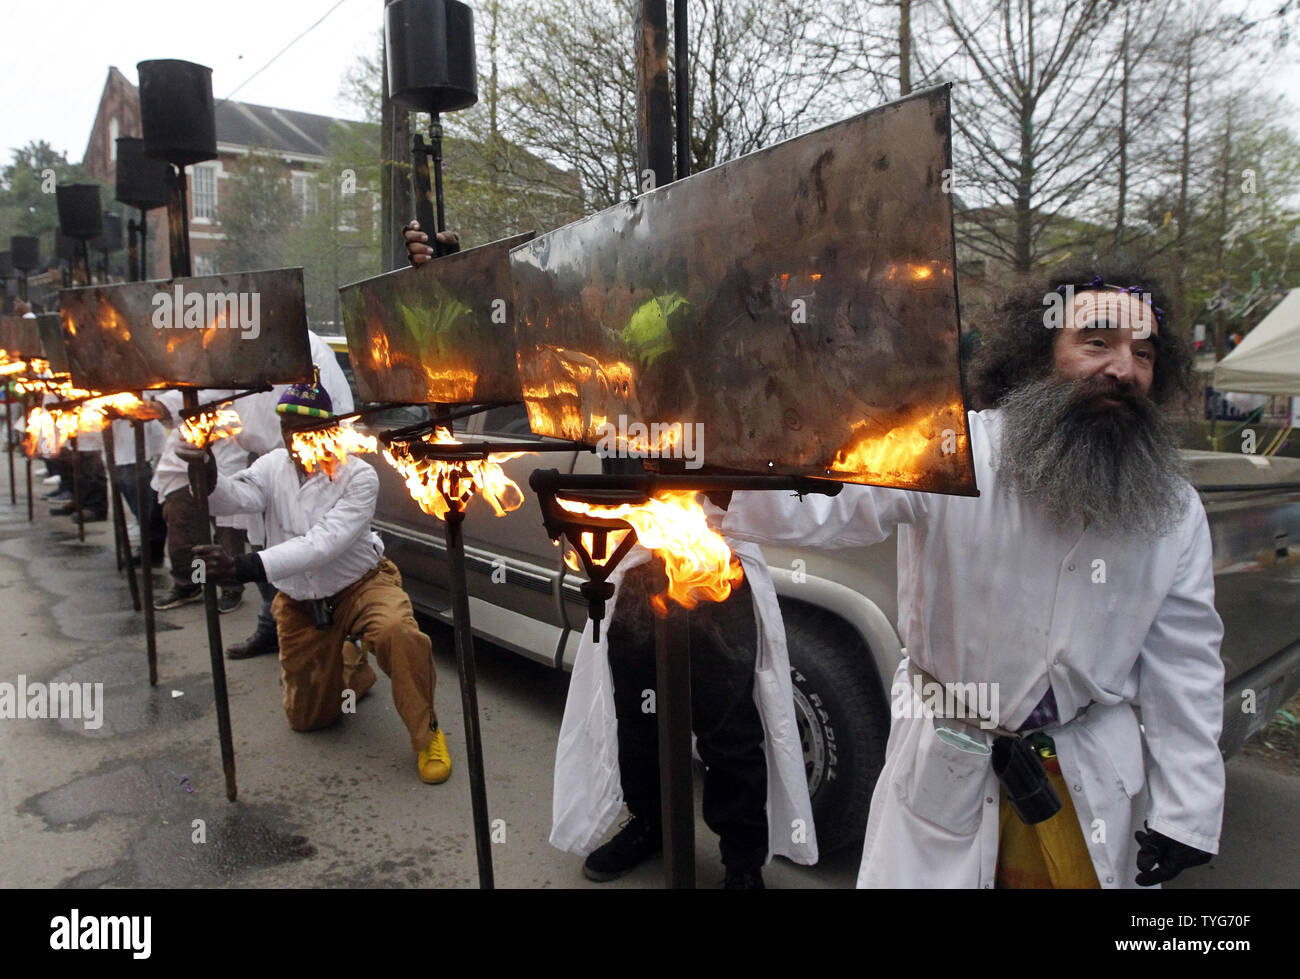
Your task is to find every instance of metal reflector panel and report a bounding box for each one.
[511,85,975,494]
[340,232,535,405]
[36,314,68,374]
[58,269,313,392]
[0,315,42,360]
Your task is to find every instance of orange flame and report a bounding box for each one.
[381,428,529,521]
[180,407,242,448]
[830,402,965,484]
[556,491,744,613]
[291,421,378,479]
[20,392,155,456]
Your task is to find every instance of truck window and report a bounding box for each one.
[481,402,534,437]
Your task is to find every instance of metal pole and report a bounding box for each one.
[24,399,32,521]
[443,502,494,889]
[5,394,14,505]
[127,217,139,283]
[105,427,125,572]
[183,388,237,800]
[167,168,192,279]
[673,0,691,181]
[134,418,158,685]
[70,434,84,542]
[430,115,446,237]
[102,428,141,611]
[139,208,149,281]
[653,560,695,888]
[634,0,674,192]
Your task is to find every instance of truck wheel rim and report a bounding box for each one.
[791,684,826,795]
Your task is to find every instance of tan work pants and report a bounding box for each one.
[272,558,439,753]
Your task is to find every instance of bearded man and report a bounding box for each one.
[721,263,1225,888]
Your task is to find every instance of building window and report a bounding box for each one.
[292,173,316,220]
[109,118,119,162]
[194,254,215,277]
[193,165,217,221]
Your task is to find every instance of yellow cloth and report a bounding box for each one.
[996,763,1101,889]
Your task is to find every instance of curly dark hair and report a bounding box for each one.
[967,260,1195,410]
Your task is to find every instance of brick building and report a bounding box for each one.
[82,66,379,282]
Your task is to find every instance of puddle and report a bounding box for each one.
[24,757,315,887]
[47,649,213,739]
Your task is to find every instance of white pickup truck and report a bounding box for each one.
[331,356,1300,853]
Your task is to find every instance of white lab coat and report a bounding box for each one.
[550,539,819,866]
[722,408,1225,888]
[230,332,355,545]
[206,449,383,601]
[149,388,249,501]
[108,418,165,468]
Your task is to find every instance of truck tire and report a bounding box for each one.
[781,602,890,854]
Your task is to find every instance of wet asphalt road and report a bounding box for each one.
[0,489,1294,890]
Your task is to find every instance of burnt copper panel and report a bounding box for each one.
[0,316,41,360]
[340,232,535,405]
[511,86,975,494]
[36,314,68,374]
[58,268,313,391]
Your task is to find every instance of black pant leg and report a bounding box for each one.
[607,563,664,826]
[688,575,768,872]
[85,452,108,516]
[607,560,769,870]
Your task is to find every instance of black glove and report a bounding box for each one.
[177,445,218,498]
[1134,822,1212,886]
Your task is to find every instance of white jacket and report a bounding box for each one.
[231,331,355,544]
[722,408,1225,888]
[551,540,819,866]
[206,449,383,600]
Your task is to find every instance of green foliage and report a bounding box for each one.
[214,148,298,274]
[0,140,100,262]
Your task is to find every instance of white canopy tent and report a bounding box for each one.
[1214,289,1300,396]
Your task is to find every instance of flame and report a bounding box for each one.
[381,427,528,521]
[20,392,155,456]
[830,402,966,484]
[518,346,636,441]
[556,491,744,613]
[291,421,378,479]
[370,332,391,367]
[180,407,242,448]
[420,366,478,403]
[23,406,77,457]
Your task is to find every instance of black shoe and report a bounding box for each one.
[72,509,107,524]
[218,588,243,614]
[153,584,202,610]
[49,502,76,516]
[723,868,765,889]
[582,816,662,882]
[227,628,278,659]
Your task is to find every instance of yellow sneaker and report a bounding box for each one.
[417,727,452,784]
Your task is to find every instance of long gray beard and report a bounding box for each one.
[994,374,1189,538]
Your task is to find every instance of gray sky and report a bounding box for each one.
[0,0,382,163]
[2,0,1298,167]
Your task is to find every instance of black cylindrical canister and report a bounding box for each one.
[385,0,478,114]
[56,184,104,240]
[10,236,39,271]
[138,59,218,168]
[116,136,170,210]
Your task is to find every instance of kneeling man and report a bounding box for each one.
[184,376,452,784]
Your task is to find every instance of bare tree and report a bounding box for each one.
[929,0,1126,272]
[490,0,851,210]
